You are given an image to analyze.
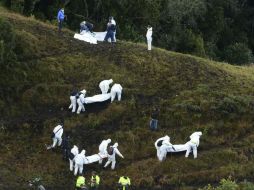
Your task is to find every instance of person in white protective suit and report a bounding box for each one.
[98,139,111,164]
[158,139,174,161]
[48,124,64,150]
[154,135,174,161]
[104,142,124,170]
[68,90,78,113]
[110,83,123,103]
[77,89,86,114]
[185,131,202,159]
[69,145,79,171]
[146,25,153,51]
[99,79,113,94]
[74,149,86,176]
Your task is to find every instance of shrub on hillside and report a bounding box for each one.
[0,18,17,67]
[3,0,24,13]
[3,0,39,15]
[199,178,238,190]
[223,43,253,65]
[15,30,40,60]
[200,179,254,190]
[177,29,206,57]
[239,181,254,190]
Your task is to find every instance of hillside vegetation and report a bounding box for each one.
[3,0,254,65]
[1,7,254,190]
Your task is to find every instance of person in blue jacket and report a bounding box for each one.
[57,8,65,34]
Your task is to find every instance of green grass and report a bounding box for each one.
[1,6,254,190]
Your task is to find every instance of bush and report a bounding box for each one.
[223,43,253,65]
[0,18,17,67]
[200,178,254,190]
[177,29,206,57]
[15,30,40,60]
[217,178,239,190]
[3,0,24,13]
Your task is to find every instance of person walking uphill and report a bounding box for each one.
[150,107,160,131]
[62,133,70,161]
[57,8,66,34]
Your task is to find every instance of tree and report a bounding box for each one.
[223,43,253,65]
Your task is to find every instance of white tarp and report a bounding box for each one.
[155,140,189,153]
[74,31,107,44]
[84,153,108,165]
[94,31,107,41]
[84,93,111,104]
[168,144,189,152]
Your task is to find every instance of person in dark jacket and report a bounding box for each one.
[104,19,116,43]
[62,133,70,161]
[80,21,94,33]
[150,107,160,131]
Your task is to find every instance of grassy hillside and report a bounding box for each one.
[1,6,254,190]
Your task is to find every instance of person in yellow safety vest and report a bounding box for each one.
[90,171,100,190]
[76,174,86,190]
[118,176,131,190]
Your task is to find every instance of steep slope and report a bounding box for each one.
[1,7,254,190]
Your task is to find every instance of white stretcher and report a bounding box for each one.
[84,153,108,165]
[84,93,111,104]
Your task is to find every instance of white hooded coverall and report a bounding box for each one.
[146,27,153,50]
[110,84,123,102]
[77,90,86,114]
[99,79,113,94]
[154,135,170,159]
[69,93,77,113]
[74,150,86,175]
[158,141,174,161]
[52,125,63,148]
[69,145,79,171]
[185,132,202,159]
[98,139,111,164]
[104,143,124,170]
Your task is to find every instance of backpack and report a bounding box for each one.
[107,146,114,155]
[69,152,75,160]
[76,92,82,99]
[157,140,163,147]
[51,126,62,139]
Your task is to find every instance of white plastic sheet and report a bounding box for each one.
[74,31,113,44]
[84,153,108,164]
[74,32,97,44]
[94,31,107,41]
[155,140,190,153]
[84,93,111,104]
